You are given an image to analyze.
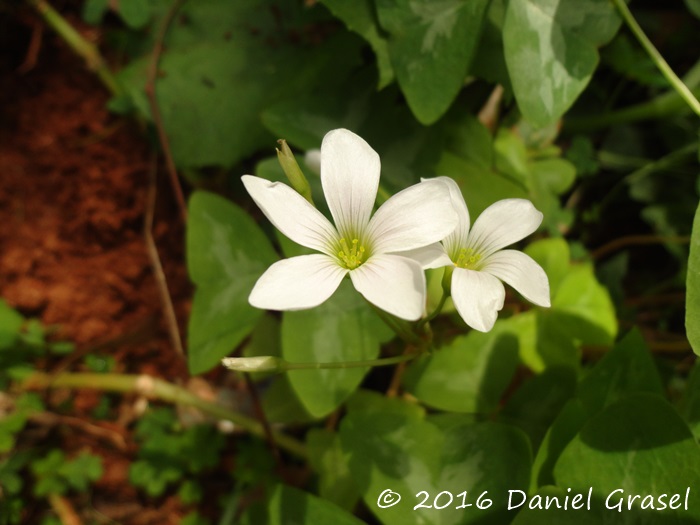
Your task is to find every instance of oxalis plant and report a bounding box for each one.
[225,128,550,368]
[10,0,700,523]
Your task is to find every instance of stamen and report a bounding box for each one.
[453,247,482,269]
[337,237,367,270]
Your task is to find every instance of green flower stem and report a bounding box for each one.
[27,0,122,96]
[366,301,422,345]
[565,59,700,132]
[418,290,448,330]
[21,372,307,458]
[282,353,419,371]
[612,0,700,117]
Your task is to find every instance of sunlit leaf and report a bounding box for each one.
[341,409,531,525]
[403,328,519,414]
[241,484,365,525]
[687,201,700,355]
[554,394,700,521]
[187,191,277,374]
[282,281,393,418]
[503,0,621,126]
[376,0,490,124]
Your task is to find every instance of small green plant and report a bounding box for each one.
[129,407,225,499]
[31,449,103,497]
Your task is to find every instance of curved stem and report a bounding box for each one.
[21,372,307,458]
[612,0,700,116]
[418,290,448,330]
[27,0,122,96]
[283,352,419,371]
[366,301,422,345]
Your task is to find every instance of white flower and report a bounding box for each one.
[241,129,458,321]
[421,177,551,332]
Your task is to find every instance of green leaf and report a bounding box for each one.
[59,452,102,492]
[82,0,109,25]
[687,0,700,19]
[117,0,361,167]
[524,238,570,298]
[680,361,700,439]
[186,191,277,374]
[241,484,365,525]
[118,0,151,29]
[376,0,490,124]
[687,201,700,355]
[554,394,700,521]
[129,460,183,497]
[577,329,663,415]
[346,388,426,420]
[550,263,617,347]
[261,375,316,424]
[321,0,394,89]
[510,485,607,524]
[32,450,102,497]
[435,152,529,218]
[282,281,392,418]
[530,399,588,489]
[443,114,493,170]
[341,410,531,525]
[261,76,441,192]
[503,0,621,126]
[403,328,519,414]
[307,429,359,510]
[565,135,599,177]
[0,300,23,350]
[500,366,577,451]
[470,0,510,87]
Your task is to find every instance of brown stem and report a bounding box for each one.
[591,234,691,260]
[243,374,280,465]
[47,493,83,525]
[144,155,185,358]
[22,372,307,458]
[144,0,188,223]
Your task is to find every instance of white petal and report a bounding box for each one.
[481,250,551,307]
[393,243,452,269]
[467,199,543,257]
[249,255,347,310]
[350,255,426,321]
[425,176,470,256]
[242,175,337,256]
[451,268,505,332]
[366,178,457,254]
[320,129,380,237]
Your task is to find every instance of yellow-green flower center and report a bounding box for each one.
[337,238,367,270]
[453,247,482,269]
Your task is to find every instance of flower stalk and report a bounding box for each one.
[26,0,122,96]
[612,0,700,117]
[223,353,420,373]
[21,372,307,458]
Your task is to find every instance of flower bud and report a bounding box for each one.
[221,356,284,373]
[276,139,314,204]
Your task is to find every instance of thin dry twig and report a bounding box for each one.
[144,0,188,223]
[243,374,281,466]
[591,234,691,260]
[17,15,44,74]
[30,412,128,451]
[48,493,83,525]
[385,347,415,398]
[144,155,185,358]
